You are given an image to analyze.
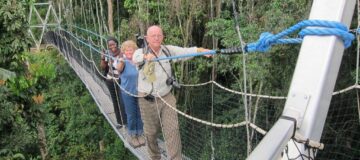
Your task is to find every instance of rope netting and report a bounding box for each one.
[30,0,360,159]
[42,24,360,159]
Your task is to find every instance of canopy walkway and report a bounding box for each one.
[44,30,159,159]
[29,0,360,159]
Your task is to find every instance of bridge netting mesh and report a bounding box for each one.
[42,26,360,159]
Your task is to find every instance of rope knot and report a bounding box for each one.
[246,32,275,53]
[299,27,354,48]
[245,20,355,53]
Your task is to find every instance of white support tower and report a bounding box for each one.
[28,1,60,50]
[247,0,356,159]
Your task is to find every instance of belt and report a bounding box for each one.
[139,92,171,102]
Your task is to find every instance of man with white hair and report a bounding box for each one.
[133,25,210,160]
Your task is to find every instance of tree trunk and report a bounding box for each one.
[95,0,103,47]
[89,0,97,35]
[70,0,74,24]
[250,81,263,141]
[107,0,114,35]
[215,0,221,17]
[99,0,109,34]
[80,0,88,29]
[99,140,105,160]
[213,0,222,49]
[136,0,146,35]
[250,0,255,22]
[37,121,48,160]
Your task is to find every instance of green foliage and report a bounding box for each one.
[1,48,136,159]
[0,67,16,80]
[0,1,45,159]
[7,51,56,96]
[0,86,36,151]
[206,18,238,47]
[123,0,137,14]
[162,23,183,45]
[3,0,358,159]
[0,0,31,68]
[1,50,59,159]
[119,19,136,42]
[0,149,26,160]
[0,87,42,160]
[40,49,135,160]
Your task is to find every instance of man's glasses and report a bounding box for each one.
[147,35,163,39]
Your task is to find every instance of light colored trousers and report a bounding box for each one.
[138,93,182,160]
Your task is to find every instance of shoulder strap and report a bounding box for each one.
[138,47,149,70]
[161,45,172,63]
[161,45,181,88]
[160,45,178,82]
[143,46,149,55]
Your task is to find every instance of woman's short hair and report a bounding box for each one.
[107,36,118,46]
[121,40,138,52]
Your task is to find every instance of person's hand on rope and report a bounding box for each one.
[118,57,125,62]
[116,57,125,72]
[144,52,156,61]
[197,47,212,58]
[100,50,108,70]
[101,49,106,61]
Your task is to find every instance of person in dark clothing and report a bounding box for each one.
[100,37,127,128]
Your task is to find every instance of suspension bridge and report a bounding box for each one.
[28,0,360,159]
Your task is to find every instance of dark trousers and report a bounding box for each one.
[106,79,127,125]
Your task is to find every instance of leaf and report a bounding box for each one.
[0,68,16,80]
[0,148,10,155]
[12,153,26,159]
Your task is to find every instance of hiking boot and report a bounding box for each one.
[137,135,146,146]
[128,136,141,148]
[115,124,122,129]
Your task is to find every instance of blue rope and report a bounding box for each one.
[152,50,217,61]
[67,24,106,40]
[60,28,102,53]
[145,20,355,61]
[60,20,356,62]
[246,20,355,53]
[59,28,129,62]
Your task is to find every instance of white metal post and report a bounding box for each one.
[28,2,61,51]
[284,0,356,159]
[247,0,356,159]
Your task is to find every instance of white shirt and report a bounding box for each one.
[133,45,197,97]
